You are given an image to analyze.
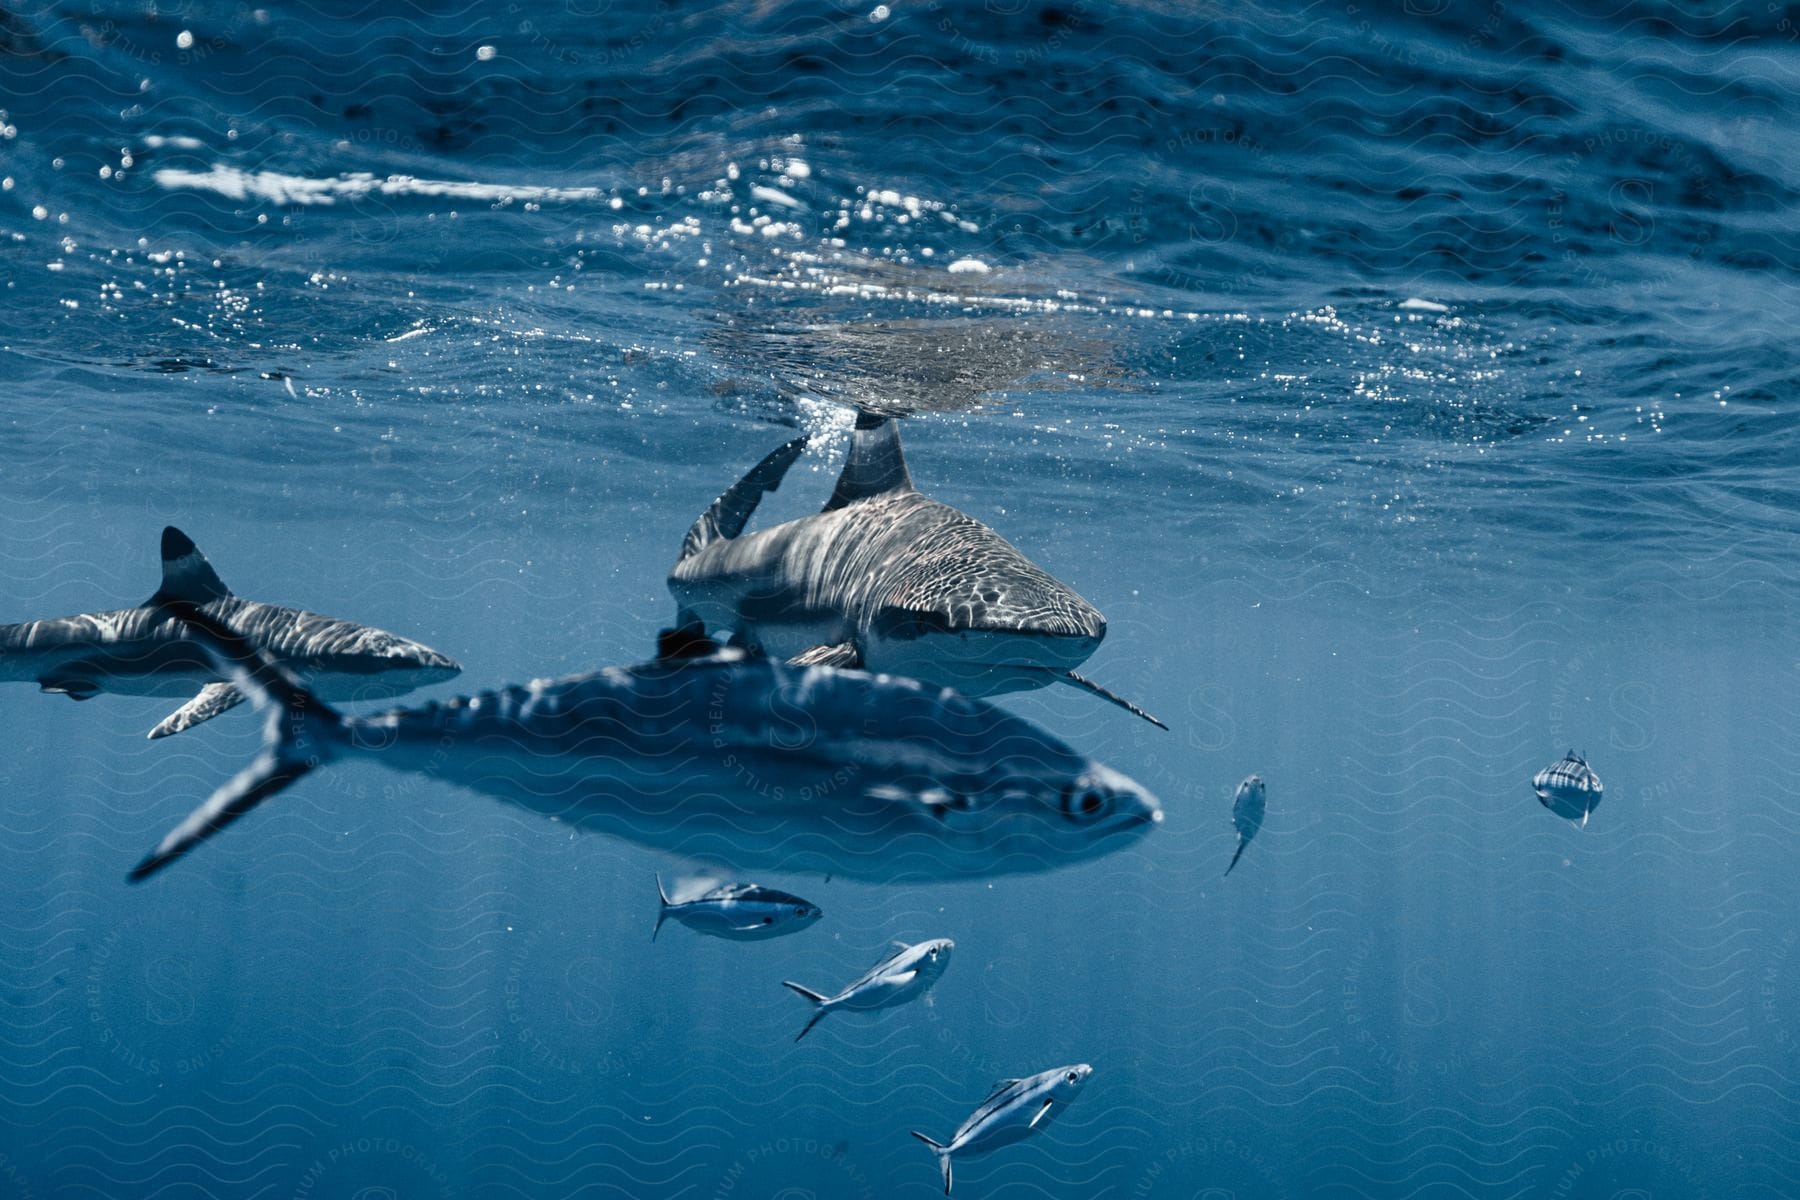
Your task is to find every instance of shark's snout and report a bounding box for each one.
[975,603,1104,648]
[402,644,463,677]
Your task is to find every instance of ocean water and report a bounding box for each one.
[2,0,1798,1195]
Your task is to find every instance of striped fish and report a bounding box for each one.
[124,603,1162,885]
[1532,750,1603,827]
[782,938,952,1042]
[911,1064,1093,1195]
[1225,774,1265,876]
[653,875,822,942]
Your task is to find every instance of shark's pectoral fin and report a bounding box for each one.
[1029,1099,1054,1129]
[789,642,862,669]
[39,677,100,700]
[148,681,245,740]
[822,410,914,512]
[147,526,232,605]
[678,436,809,563]
[1057,669,1168,730]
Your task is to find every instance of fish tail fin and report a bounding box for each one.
[678,435,809,562]
[1225,837,1247,876]
[911,1132,952,1194]
[653,874,670,941]
[783,980,830,1041]
[129,598,345,882]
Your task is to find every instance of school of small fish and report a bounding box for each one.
[1,404,1611,1193]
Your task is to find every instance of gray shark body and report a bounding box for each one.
[0,527,460,738]
[667,414,1164,728]
[127,605,1163,885]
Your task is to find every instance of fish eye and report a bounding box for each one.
[1059,783,1112,823]
[1065,1070,1079,1084]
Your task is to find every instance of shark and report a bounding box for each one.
[0,526,461,739]
[667,411,1165,729]
[125,602,1163,884]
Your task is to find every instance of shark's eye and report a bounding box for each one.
[1060,784,1112,823]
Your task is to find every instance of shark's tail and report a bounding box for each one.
[782,980,831,1042]
[910,1132,953,1195]
[128,598,345,882]
[1224,836,1249,877]
[653,874,671,942]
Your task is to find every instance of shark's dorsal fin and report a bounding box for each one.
[823,411,913,512]
[151,527,231,604]
[678,436,809,563]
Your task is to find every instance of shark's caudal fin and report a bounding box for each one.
[782,980,831,1041]
[823,410,914,512]
[910,1132,952,1195]
[148,526,232,604]
[128,599,344,882]
[653,874,672,941]
[678,435,809,563]
[1057,669,1168,731]
[1225,836,1249,877]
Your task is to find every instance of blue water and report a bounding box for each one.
[2,0,1798,1195]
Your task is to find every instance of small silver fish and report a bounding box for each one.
[1533,750,1603,827]
[1225,774,1266,877]
[911,1063,1092,1195]
[653,875,822,942]
[782,938,953,1042]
